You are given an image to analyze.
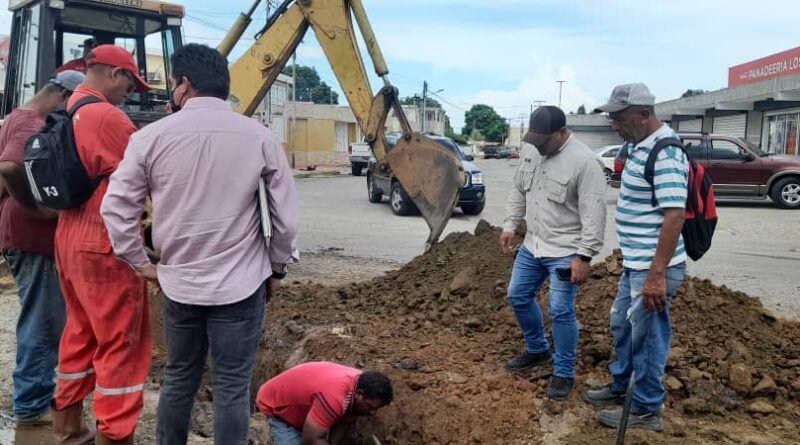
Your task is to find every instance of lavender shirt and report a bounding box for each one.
[101,97,299,305]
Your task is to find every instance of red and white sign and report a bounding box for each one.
[728,46,800,87]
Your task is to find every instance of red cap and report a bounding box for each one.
[86,44,150,92]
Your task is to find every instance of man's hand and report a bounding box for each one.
[136,264,158,282]
[569,256,590,284]
[499,231,515,254]
[266,277,281,303]
[643,270,667,312]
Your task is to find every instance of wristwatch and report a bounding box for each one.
[577,254,592,263]
[271,264,288,280]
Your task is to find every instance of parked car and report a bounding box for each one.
[595,145,621,182]
[509,149,520,159]
[348,141,374,176]
[610,133,800,209]
[367,133,486,215]
[482,146,499,159]
[497,147,513,159]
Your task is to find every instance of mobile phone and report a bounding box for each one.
[556,267,572,281]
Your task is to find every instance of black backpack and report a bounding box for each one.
[643,137,718,261]
[23,96,102,209]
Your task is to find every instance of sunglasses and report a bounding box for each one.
[116,69,136,94]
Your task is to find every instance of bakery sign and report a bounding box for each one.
[729,46,800,87]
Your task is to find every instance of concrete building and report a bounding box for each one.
[253,73,293,144]
[507,114,622,150]
[386,104,447,135]
[656,45,800,155]
[284,101,362,168]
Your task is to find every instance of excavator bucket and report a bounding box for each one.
[384,133,465,249]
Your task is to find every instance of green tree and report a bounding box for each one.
[462,104,508,143]
[449,133,469,145]
[681,89,707,98]
[577,105,587,115]
[470,129,485,142]
[281,64,339,104]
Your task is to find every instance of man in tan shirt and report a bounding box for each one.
[499,106,607,400]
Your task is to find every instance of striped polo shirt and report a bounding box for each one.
[616,124,689,270]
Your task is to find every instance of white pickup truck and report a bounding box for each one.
[348,142,374,176]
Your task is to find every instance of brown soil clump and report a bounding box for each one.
[253,221,800,444]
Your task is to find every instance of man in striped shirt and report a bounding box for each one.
[583,83,688,432]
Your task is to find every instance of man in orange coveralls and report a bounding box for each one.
[52,44,152,445]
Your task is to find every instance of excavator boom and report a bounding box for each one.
[221,0,464,248]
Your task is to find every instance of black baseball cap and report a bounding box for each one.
[522,106,566,145]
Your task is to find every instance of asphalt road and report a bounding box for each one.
[296,159,800,319]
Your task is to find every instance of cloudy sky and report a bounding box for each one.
[1,0,797,130]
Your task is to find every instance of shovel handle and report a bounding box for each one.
[615,371,635,445]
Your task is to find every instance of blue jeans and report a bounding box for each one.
[267,417,302,445]
[507,246,578,378]
[157,286,265,445]
[3,249,65,420]
[608,264,686,413]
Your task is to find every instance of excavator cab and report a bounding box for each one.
[2,0,184,124]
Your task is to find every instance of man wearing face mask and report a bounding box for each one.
[499,106,607,400]
[52,45,151,445]
[101,43,298,445]
[0,70,83,427]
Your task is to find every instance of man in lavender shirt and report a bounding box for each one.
[101,44,299,445]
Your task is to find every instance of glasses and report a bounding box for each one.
[117,69,136,94]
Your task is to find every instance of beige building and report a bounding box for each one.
[284,101,362,168]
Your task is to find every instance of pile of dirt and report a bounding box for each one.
[253,221,800,444]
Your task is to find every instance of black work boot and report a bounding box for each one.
[545,376,574,400]
[597,407,664,432]
[582,383,626,407]
[505,350,552,372]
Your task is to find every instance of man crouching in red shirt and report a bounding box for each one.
[257,362,393,445]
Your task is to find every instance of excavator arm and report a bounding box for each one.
[219,0,464,248]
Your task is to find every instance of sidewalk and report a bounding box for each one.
[292,166,346,179]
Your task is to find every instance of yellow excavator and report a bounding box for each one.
[1,0,464,247]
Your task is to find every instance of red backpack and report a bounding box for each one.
[643,137,718,261]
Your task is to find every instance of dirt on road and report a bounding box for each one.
[253,221,800,444]
[2,221,800,444]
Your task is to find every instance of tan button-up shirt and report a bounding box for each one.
[503,133,607,259]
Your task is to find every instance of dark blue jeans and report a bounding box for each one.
[3,249,65,420]
[507,246,578,378]
[608,264,686,413]
[156,286,265,445]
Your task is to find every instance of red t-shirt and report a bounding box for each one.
[257,362,362,430]
[57,84,136,247]
[0,108,56,255]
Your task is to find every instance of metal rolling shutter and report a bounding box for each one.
[572,131,623,150]
[713,114,746,138]
[677,118,702,133]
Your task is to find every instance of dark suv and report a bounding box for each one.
[366,133,486,215]
[611,133,800,209]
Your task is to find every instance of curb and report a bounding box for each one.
[293,170,343,179]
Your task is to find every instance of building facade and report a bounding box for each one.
[656,45,800,156]
[507,114,622,150]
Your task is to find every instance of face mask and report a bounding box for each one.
[170,80,184,113]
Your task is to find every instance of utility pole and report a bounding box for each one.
[532,100,546,112]
[421,81,428,133]
[557,80,566,108]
